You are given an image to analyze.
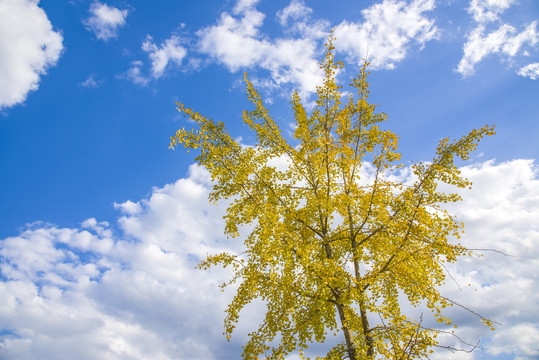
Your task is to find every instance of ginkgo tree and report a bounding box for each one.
[170,38,495,360]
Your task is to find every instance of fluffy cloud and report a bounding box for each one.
[1,159,538,359]
[333,0,438,70]
[197,0,439,94]
[137,0,441,95]
[197,0,326,97]
[457,0,538,77]
[142,35,187,78]
[83,1,128,41]
[517,62,539,80]
[432,159,539,359]
[0,0,63,110]
[121,35,187,85]
[0,165,242,359]
[121,60,149,86]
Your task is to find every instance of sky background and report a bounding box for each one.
[0,0,538,359]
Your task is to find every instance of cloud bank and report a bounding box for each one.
[0,0,63,110]
[1,159,538,359]
[0,165,241,360]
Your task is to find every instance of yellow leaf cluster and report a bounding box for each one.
[170,36,495,360]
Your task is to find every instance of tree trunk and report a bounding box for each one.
[335,300,357,360]
[359,297,374,359]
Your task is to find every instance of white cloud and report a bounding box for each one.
[517,62,539,80]
[276,0,312,27]
[457,0,538,77]
[142,35,187,78]
[197,8,268,71]
[0,164,241,359]
[80,74,103,88]
[277,0,329,40]
[197,0,326,97]
[468,0,516,23]
[457,22,538,77]
[233,0,260,15]
[199,0,438,93]
[120,60,149,86]
[83,2,128,41]
[1,159,539,359]
[0,0,63,110]
[114,200,143,215]
[432,159,539,359]
[120,35,187,85]
[487,324,539,359]
[333,0,438,70]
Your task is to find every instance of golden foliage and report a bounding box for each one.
[170,37,495,360]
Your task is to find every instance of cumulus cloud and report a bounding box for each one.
[120,35,187,85]
[197,0,439,90]
[433,159,539,359]
[131,0,440,95]
[83,1,128,41]
[142,35,187,78]
[517,62,539,80]
[0,0,63,110]
[0,164,242,359]
[333,0,438,70]
[457,0,538,77]
[198,8,268,70]
[1,159,539,359]
[197,0,326,97]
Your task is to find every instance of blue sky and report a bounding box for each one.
[0,0,538,359]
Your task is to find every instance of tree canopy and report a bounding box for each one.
[170,38,495,359]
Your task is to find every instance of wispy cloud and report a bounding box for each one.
[456,0,538,77]
[276,0,312,26]
[83,1,129,41]
[467,0,517,24]
[80,74,104,89]
[457,22,538,77]
[0,0,63,110]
